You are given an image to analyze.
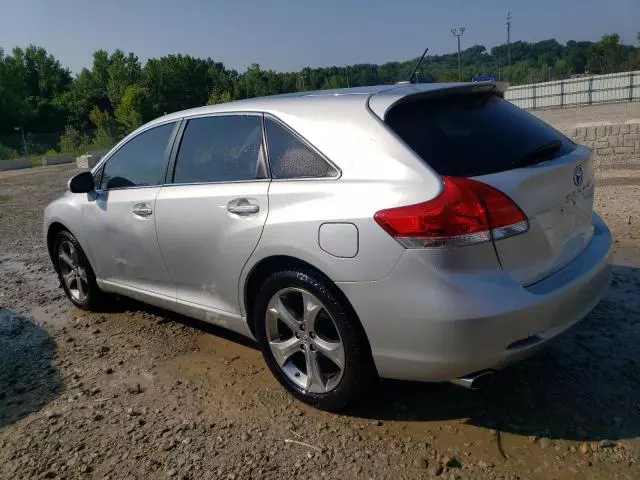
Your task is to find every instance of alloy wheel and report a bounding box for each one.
[58,240,89,302]
[265,287,345,394]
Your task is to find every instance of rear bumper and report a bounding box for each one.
[337,213,613,382]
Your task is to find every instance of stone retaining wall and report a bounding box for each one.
[564,122,640,156]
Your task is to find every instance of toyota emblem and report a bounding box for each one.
[573,165,584,187]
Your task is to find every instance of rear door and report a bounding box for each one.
[384,91,594,285]
[155,113,269,315]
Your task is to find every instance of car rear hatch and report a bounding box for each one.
[378,84,595,286]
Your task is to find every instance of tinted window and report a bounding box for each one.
[265,119,337,179]
[101,123,175,189]
[385,92,574,177]
[173,115,266,183]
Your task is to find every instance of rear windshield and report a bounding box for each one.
[385,92,575,177]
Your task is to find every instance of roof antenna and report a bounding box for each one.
[407,47,429,84]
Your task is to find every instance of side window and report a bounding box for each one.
[101,122,176,190]
[265,118,337,179]
[173,115,266,184]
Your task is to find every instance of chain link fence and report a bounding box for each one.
[0,133,65,168]
[0,133,69,160]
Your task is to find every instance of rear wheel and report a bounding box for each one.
[54,230,104,311]
[254,268,376,411]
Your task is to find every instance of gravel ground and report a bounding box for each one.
[1,162,639,480]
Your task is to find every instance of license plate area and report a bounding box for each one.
[552,184,594,247]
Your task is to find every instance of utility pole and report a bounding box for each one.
[506,11,512,75]
[345,66,350,88]
[451,27,466,81]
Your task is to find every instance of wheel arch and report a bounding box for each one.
[242,255,375,364]
[46,221,71,272]
[46,221,96,277]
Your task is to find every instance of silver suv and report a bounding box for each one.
[44,83,612,411]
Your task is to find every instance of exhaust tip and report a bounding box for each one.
[450,370,495,390]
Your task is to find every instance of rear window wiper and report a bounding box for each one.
[516,140,563,167]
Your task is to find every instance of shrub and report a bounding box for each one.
[59,126,90,155]
[0,143,19,161]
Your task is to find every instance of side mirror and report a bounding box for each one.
[68,171,95,193]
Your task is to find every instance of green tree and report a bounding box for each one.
[207,88,233,105]
[91,50,110,101]
[0,48,29,135]
[58,125,90,154]
[89,106,118,148]
[107,50,142,108]
[0,46,71,136]
[588,34,624,74]
[322,75,347,89]
[115,85,151,133]
[0,143,19,160]
[58,49,117,132]
[142,54,211,116]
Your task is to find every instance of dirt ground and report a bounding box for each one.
[1,161,639,480]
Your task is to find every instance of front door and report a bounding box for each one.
[155,113,269,316]
[83,122,178,298]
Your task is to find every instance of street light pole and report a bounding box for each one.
[345,66,350,88]
[451,27,466,81]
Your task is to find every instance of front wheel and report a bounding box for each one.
[53,230,104,311]
[254,269,376,411]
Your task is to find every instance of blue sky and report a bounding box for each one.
[0,0,638,73]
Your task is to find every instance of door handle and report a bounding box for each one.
[132,203,153,217]
[227,199,259,216]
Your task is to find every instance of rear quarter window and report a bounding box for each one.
[265,118,338,179]
[385,92,575,177]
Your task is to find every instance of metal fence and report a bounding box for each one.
[505,70,640,110]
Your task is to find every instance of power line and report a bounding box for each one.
[451,27,466,81]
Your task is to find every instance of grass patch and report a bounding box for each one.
[29,155,43,168]
[0,195,9,204]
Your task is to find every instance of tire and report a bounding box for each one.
[53,230,105,311]
[253,268,376,411]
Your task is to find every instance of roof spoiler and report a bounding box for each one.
[368,81,509,120]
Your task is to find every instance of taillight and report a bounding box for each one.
[374,176,528,248]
